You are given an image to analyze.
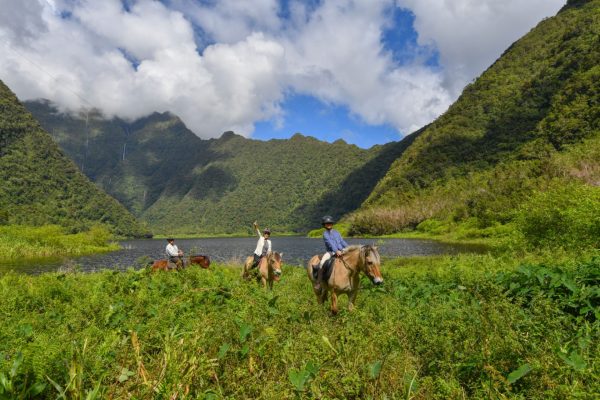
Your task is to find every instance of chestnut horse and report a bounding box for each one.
[151,255,210,271]
[242,251,283,290]
[306,245,383,314]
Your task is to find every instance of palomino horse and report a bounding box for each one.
[306,245,383,314]
[151,255,210,271]
[242,252,283,290]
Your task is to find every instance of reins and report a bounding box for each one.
[334,246,363,291]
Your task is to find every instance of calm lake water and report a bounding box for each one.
[0,237,488,275]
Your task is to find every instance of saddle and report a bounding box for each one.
[313,257,335,283]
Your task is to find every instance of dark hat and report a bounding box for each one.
[166,238,174,242]
[263,228,271,234]
[321,215,335,225]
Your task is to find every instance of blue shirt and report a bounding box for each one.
[323,229,348,253]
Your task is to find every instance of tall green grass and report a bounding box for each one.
[1,253,598,399]
[0,225,118,260]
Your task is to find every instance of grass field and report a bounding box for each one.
[1,250,598,399]
[0,225,119,261]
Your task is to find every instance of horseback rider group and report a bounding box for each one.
[163,215,346,282]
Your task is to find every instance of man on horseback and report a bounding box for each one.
[165,238,184,269]
[313,215,348,290]
[251,221,271,269]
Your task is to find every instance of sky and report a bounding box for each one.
[0,0,565,148]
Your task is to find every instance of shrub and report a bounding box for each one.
[516,181,600,250]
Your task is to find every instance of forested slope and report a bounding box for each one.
[0,81,145,237]
[27,102,413,234]
[349,0,600,236]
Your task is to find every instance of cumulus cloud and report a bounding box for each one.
[0,0,565,139]
[397,0,565,94]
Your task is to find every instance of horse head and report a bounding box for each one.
[189,255,210,269]
[360,245,383,285]
[268,251,283,279]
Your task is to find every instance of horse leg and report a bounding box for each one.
[330,291,339,315]
[348,289,358,311]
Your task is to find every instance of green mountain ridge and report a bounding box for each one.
[348,0,600,235]
[0,81,145,237]
[25,101,414,234]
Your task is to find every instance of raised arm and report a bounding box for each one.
[253,221,261,237]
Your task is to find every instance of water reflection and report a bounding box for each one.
[0,237,487,275]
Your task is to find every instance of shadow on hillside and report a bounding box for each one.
[292,130,421,231]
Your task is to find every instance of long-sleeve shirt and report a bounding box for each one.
[253,228,271,256]
[166,243,180,257]
[323,229,348,253]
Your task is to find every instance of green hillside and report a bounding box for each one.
[0,81,145,237]
[349,0,600,237]
[26,102,413,234]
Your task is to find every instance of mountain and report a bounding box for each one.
[0,81,146,236]
[25,101,413,234]
[347,0,600,234]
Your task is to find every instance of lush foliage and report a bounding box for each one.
[0,225,118,260]
[0,81,146,237]
[1,253,598,399]
[349,0,600,237]
[26,103,415,235]
[515,181,600,250]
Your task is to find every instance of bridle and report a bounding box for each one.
[267,252,281,274]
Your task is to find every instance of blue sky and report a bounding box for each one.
[1,0,565,148]
[254,6,438,148]
[254,94,401,148]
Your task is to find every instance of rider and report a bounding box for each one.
[251,221,272,269]
[165,238,184,268]
[313,215,348,289]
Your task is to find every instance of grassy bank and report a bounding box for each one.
[1,252,598,399]
[0,225,119,260]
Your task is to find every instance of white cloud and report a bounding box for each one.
[397,0,565,94]
[281,0,451,133]
[0,0,566,139]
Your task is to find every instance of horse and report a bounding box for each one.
[242,251,283,290]
[151,254,210,271]
[306,245,383,314]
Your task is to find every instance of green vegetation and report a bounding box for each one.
[1,251,598,399]
[2,3,598,398]
[0,81,146,237]
[0,225,118,260]
[349,0,600,237]
[26,103,415,235]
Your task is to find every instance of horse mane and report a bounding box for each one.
[343,245,380,265]
[342,245,362,254]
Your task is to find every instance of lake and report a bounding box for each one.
[0,236,488,274]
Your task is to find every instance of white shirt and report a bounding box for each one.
[253,228,271,256]
[166,243,180,257]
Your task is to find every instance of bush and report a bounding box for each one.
[516,181,600,250]
[416,219,450,235]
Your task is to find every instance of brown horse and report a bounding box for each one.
[306,245,383,314]
[151,255,210,271]
[242,252,283,290]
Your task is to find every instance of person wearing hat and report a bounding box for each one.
[251,221,272,269]
[165,238,184,268]
[313,215,348,289]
